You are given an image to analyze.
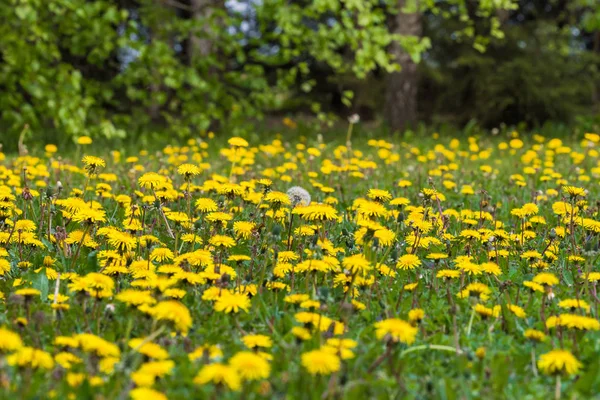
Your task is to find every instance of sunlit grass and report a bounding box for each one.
[0,130,599,399]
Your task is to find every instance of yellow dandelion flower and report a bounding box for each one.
[228,137,249,147]
[177,163,201,178]
[151,301,193,334]
[229,351,270,381]
[538,349,582,376]
[194,363,241,391]
[396,254,421,270]
[301,349,341,375]
[214,292,251,314]
[374,318,418,344]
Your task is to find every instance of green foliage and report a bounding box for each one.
[420,1,600,128]
[0,0,407,145]
[0,0,128,139]
[420,0,518,51]
[1,0,598,143]
[576,0,600,32]
[290,0,519,120]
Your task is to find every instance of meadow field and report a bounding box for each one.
[0,130,599,399]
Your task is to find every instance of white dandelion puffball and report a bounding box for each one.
[287,186,311,207]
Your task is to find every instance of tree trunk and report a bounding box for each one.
[189,0,215,61]
[384,0,422,133]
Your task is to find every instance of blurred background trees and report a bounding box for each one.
[419,0,600,129]
[0,0,599,146]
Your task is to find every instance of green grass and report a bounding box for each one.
[0,128,599,399]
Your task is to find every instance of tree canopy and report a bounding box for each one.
[1,0,598,144]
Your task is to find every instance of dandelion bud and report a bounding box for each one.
[8,294,24,306]
[21,187,33,201]
[476,347,486,360]
[396,212,405,223]
[54,226,67,242]
[52,368,64,382]
[549,228,557,239]
[340,302,354,313]
[220,273,231,284]
[271,224,281,237]
[259,381,272,397]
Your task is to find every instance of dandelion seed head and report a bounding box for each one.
[287,186,311,207]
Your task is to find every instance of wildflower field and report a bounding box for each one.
[1,130,600,399]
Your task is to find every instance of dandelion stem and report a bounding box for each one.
[138,325,166,349]
[47,201,53,243]
[82,176,91,204]
[531,348,538,377]
[71,223,92,271]
[322,372,338,400]
[286,213,294,251]
[152,192,175,239]
[52,273,61,319]
[400,344,463,357]
[345,121,354,173]
[118,324,166,373]
[186,184,192,229]
[340,273,357,307]
[367,343,392,373]
[540,295,547,332]
[234,316,247,335]
[466,307,476,337]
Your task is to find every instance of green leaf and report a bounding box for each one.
[33,270,49,301]
[86,251,98,274]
